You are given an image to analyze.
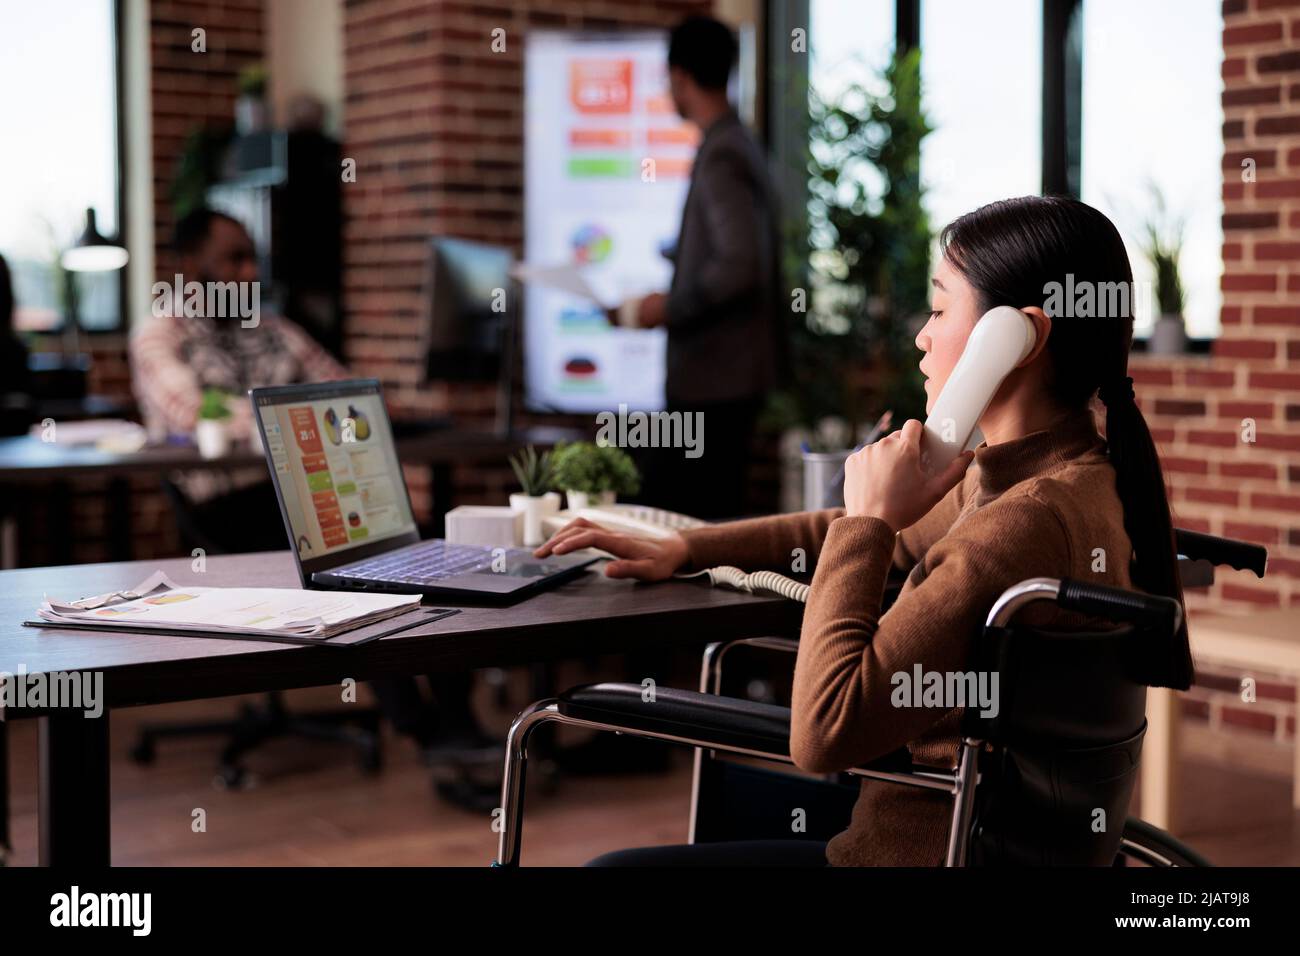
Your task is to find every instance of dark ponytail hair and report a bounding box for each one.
[940,196,1191,690]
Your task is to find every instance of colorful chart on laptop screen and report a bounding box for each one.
[257,389,417,559]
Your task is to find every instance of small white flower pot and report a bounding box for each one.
[196,419,231,459]
[510,491,562,546]
[1148,314,1188,355]
[565,489,616,511]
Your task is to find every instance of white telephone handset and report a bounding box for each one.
[919,306,1038,474]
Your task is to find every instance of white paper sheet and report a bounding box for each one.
[39,573,422,639]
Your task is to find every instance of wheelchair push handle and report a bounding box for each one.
[1175,528,1267,578]
[1056,578,1183,633]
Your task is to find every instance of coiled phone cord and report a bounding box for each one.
[677,566,810,604]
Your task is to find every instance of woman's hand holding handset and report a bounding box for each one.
[533,517,689,581]
[844,419,974,533]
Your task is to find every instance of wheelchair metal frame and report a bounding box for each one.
[495,576,1121,868]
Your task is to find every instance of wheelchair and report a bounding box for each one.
[493,529,1267,867]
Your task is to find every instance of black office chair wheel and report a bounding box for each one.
[1116,818,1211,867]
[129,736,157,765]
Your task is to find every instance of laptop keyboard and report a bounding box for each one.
[336,542,497,585]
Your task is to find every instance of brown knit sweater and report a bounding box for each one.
[678,408,1133,866]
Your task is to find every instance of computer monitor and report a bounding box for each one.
[420,236,516,434]
[421,237,514,379]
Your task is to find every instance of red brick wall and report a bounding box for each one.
[339,0,710,514]
[1135,0,1300,614]
[149,0,266,281]
[1139,0,1300,749]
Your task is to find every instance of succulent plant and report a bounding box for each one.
[508,444,556,497]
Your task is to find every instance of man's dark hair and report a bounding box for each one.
[668,16,737,91]
[173,207,244,256]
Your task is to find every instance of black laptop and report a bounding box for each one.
[249,379,595,603]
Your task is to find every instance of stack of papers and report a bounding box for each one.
[38,572,423,640]
[29,418,148,452]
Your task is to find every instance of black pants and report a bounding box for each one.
[587,840,828,867]
[633,395,762,520]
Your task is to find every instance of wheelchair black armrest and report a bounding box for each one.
[1175,528,1267,578]
[559,682,793,757]
[1056,578,1183,633]
[557,683,914,774]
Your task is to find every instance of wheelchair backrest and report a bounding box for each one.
[964,623,1149,865]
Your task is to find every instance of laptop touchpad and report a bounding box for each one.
[480,561,552,578]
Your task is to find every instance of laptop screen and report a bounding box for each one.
[253,381,418,562]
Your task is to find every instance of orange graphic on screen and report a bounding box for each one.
[289,407,322,452]
[647,126,699,147]
[646,157,693,178]
[289,405,347,547]
[570,59,633,114]
[570,128,631,148]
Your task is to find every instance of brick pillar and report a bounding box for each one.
[150,0,266,285]
[340,0,710,516]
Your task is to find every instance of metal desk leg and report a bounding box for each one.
[51,482,73,565]
[107,477,133,562]
[39,712,111,866]
[1141,686,1180,834]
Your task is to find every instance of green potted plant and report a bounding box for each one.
[1139,183,1188,355]
[195,388,233,459]
[507,445,561,546]
[550,441,640,511]
[235,63,270,135]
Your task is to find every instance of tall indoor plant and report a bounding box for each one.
[771,52,932,432]
[767,50,933,507]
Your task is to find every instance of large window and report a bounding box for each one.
[803,0,1224,339]
[0,0,122,332]
[811,0,895,96]
[811,0,1045,251]
[1080,0,1224,338]
[917,0,1043,240]
[808,0,897,218]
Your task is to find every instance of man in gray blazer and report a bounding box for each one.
[632,16,782,518]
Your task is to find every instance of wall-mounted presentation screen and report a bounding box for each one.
[523,31,697,413]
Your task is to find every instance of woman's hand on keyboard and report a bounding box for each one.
[533,517,689,581]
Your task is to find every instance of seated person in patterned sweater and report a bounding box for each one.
[535,196,1192,867]
[130,207,346,503]
[130,208,491,769]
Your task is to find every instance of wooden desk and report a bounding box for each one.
[0,551,803,866]
[0,425,582,563]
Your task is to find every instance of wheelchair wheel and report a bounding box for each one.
[1116,817,1211,867]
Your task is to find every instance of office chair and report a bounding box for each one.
[131,477,383,788]
[493,529,1266,867]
